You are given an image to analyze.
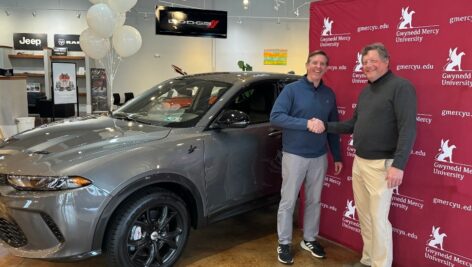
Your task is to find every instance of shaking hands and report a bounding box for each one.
[307,118,343,175]
[307,118,325,134]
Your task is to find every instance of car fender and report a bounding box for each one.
[91,171,206,251]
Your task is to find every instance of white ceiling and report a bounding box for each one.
[0,0,313,20]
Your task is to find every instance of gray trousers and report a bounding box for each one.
[277,152,327,244]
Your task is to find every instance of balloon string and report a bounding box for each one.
[97,43,121,111]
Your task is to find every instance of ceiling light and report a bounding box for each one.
[32,11,37,17]
[237,17,242,24]
[4,10,10,16]
[76,11,81,19]
[274,0,285,10]
[294,8,299,17]
[243,0,249,10]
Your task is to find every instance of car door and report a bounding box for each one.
[203,80,288,215]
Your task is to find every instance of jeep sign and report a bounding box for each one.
[13,33,48,50]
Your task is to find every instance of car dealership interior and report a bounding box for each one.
[0,1,357,266]
[1,0,471,267]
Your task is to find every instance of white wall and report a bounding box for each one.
[215,18,309,74]
[0,0,310,96]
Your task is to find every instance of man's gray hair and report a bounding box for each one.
[361,42,390,61]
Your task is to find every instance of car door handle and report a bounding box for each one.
[268,130,282,137]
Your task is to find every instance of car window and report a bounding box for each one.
[226,81,278,124]
[113,78,231,127]
[276,80,294,94]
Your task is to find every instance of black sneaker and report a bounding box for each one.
[277,244,294,264]
[300,240,326,258]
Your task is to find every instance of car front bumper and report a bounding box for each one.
[0,183,109,260]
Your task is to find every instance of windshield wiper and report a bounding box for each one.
[112,112,135,121]
[112,112,155,125]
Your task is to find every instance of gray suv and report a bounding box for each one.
[0,72,300,266]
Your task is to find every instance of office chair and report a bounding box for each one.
[38,99,54,123]
[113,93,121,106]
[124,92,134,103]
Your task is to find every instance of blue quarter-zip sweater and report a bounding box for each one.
[270,76,341,160]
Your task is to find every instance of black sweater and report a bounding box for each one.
[327,71,416,170]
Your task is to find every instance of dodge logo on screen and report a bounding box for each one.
[156,6,227,38]
[167,19,220,29]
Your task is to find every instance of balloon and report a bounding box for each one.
[107,0,137,13]
[80,28,110,59]
[86,3,116,38]
[113,12,126,31]
[112,25,142,58]
[89,0,107,4]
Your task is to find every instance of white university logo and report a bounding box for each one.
[444,47,466,71]
[435,139,456,163]
[348,134,354,146]
[344,199,356,219]
[354,52,363,72]
[322,17,333,36]
[398,7,415,29]
[427,226,447,250]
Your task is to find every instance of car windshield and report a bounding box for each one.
[112,77,232,127]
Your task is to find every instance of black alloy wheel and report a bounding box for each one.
[106,189,190,267]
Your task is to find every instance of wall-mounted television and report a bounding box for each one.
[155,6,227,38]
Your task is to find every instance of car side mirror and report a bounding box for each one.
[212,109,250,129]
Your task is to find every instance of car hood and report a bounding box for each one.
[0,116,171,175]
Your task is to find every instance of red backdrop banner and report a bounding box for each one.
[308,0,472,266]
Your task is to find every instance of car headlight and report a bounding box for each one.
[7,175,92,191]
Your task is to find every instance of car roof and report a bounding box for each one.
[173,72,301,85]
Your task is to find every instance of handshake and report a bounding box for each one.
[307,118,326,134]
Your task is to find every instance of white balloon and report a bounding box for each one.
[112,25,142,58]
[113,12,126,31]
[86,3,116,38]
[89,0,107,4]
[107,0,137,13]
[80,28,110,59]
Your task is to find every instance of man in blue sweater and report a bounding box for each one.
[270,50,343,264]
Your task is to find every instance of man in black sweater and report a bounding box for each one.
[313,43,416,267]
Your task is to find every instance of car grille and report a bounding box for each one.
[0,217,28,247]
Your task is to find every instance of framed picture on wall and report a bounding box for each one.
[51,62,77,104]
[26,82,41,93]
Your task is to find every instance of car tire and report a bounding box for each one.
[105,188,190,267]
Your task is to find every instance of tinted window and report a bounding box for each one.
[226,81,278,124]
